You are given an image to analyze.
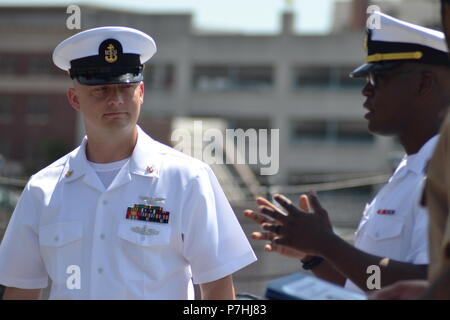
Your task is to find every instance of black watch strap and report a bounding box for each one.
[301,256,324,270]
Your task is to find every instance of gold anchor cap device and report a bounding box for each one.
[52,26,156,86]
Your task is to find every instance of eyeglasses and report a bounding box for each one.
[366,69,425,88]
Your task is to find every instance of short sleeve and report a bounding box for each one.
[406,180,429,264]
[0,182,49,289]
[180,165,257,284]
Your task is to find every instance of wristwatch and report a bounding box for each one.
[301,256,324,270]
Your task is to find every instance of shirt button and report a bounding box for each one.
[98,268,103,274]
[54,236,59,242]
[102,200,108,205]
[374,232,380,238]
[100,234,106,240]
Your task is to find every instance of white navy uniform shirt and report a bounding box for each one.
[0,126,257,299]
[345,135,438,292]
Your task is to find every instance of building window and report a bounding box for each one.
[145,64,175,90]
[0,138,11,158]
[0,54,17,74]
[26,96,50,126]
[0,53,61,76]
[194,66,228,91]
[293,65,365,89]
[333,66,366,88]
[236,66,273,90]
[227,117,271,131]
[28,54,54,74]
[291,119,373,144]
[0,96,14,124]
[193,65,273,92]
[294,66,331,88]
[335,120,374,143]
[291,119,328,142]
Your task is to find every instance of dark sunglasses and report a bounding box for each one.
[366,69,424,88]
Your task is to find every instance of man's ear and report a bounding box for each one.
[139,81,144,104]
[418,71,434,97]
[67,88,81,111]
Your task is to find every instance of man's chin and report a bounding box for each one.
[101,119,136,131]
[367,124,395,136]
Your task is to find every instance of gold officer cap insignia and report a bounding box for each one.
[105,43,118,63]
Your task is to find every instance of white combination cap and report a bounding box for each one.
[351,12,449,78]
[53,26,157,85]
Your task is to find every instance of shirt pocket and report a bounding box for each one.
[117,220,171,247]
[116,221,173,286]
[366,216,405,241]
[38,222,83,285]
[39,222,83,247]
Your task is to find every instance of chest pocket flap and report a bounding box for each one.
[39,222,83,247]
[367,216,405,241]
[118,221,171,247]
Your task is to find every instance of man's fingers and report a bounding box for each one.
[265,243,282,254]
[265,243,280,252]
[262,222,282,234]
[258,205,288,223]
[308,192,327,217]
[299,194,311,213]
[273,194,303,216]
[256,197,288,215]
[243,209,271,224]
[251,231,275,241]
[272,236,290,247]
[256,197,276,208]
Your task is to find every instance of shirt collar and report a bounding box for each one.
[128,125,163,178]
[63,125,163,183]
[393,134,440,177]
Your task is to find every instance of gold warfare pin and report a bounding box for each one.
[131,226,159,236]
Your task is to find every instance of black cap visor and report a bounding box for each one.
[75,72,143,86]
[349,61,402,78]
[69,50,144,86]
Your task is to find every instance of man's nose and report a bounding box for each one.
[362,81,374,97]
[108,86,124,105]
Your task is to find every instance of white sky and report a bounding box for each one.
[0,0,348,34]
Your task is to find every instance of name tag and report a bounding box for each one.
[376,209,395,215]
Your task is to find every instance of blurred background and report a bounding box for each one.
[0,0,443,298]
